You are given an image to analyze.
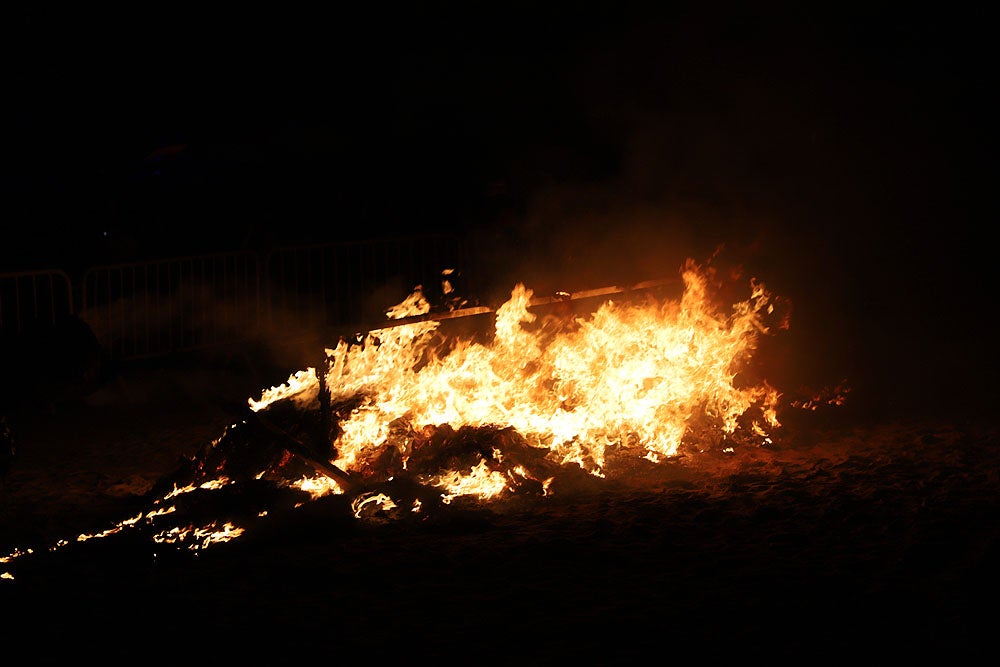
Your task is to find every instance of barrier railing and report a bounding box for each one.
[1,234,470,366]
[80,251,262,361]
[0,269,75,338]
[263,234,467,344]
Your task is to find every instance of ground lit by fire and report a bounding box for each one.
[3,258,834,578]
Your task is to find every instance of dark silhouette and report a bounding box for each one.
[0,415,14,496]
[0,315,103,416]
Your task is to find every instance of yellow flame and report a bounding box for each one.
[352,492,398,518]
[428,459,509,502]
[249,369,319,412]
[152,521,245,550]
[291,475,344,499]
[250,260,782,493]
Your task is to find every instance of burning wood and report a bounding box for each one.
[231,257,785,503]
[367,277,678,330]
[247,410,355,490]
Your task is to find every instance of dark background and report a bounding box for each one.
[2,3,996,418]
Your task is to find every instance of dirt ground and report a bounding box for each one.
[1,358,998,662]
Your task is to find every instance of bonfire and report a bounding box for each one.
[2,256,806,571]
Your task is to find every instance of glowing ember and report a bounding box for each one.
[152,521,245,549]
[292,475,345,499]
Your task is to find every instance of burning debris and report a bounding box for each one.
[2,257,802,577]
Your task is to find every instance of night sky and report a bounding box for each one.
[3,4,996,415]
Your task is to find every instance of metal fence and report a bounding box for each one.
[2,234,468,366]
[80,251,261,361]
[263,234,467,337]
[0,269,75,339]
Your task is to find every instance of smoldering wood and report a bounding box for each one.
[247,410,355,491]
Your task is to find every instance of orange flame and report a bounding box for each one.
[252,259,783,495]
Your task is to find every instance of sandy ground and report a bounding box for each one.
[1,360,998,662]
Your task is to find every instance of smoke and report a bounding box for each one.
[450,8,892,410]
[464,9,841,285]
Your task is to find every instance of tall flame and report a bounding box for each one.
[251,259,782,482]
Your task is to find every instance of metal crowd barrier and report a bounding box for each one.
[3,235,470,366]
[263,234,467,342]
[0,269,75,339]
[0,234,468,365]
[80,251,262,362]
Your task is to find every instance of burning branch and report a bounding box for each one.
[246,411,355,491]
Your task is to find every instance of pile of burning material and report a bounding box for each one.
[3,257,806,575]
